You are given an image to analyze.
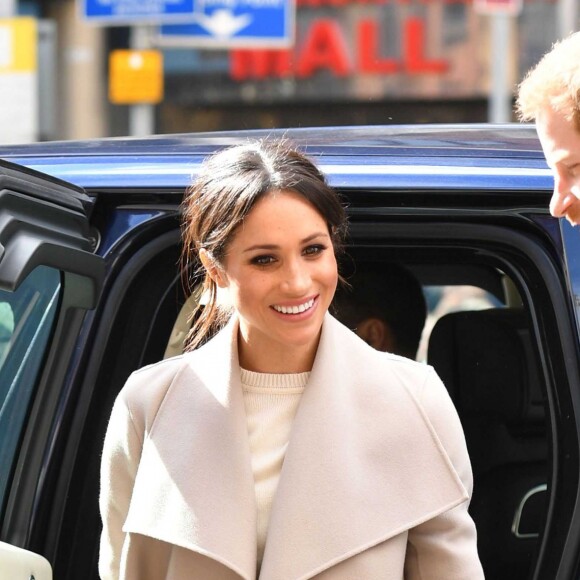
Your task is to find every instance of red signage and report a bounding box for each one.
[231,17,449,80]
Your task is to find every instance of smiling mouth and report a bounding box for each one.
[272,297,316,315]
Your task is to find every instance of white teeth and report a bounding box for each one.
[273,298,315,314]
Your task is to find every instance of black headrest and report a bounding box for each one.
[427,309,544,426]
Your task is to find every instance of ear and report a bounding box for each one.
[356,317,396,353]
[199,248,228,288]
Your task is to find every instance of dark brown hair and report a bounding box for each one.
[181,139,348,350]
[332,263,427,359]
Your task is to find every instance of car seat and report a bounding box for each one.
[427,308,548,580]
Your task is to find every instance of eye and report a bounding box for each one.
[250,255,276,266]
[303,244,327,257]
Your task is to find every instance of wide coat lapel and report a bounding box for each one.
[123,317,257,580]
[259,314,469,580]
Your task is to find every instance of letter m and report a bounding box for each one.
[230,49,293,80]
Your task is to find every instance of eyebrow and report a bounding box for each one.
[242,231,329,253]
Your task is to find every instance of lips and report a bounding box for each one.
[272,297,316,315]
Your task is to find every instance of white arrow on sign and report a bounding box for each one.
[192,9,252,38]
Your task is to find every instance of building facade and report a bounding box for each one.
[10,0,574,138]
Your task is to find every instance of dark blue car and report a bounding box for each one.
[0,125,578,580]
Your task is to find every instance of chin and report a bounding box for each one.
[280,326,322,347]
[566,206,580,226]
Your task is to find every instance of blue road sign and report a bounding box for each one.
[157,0,294,48]
[82,0,197,25]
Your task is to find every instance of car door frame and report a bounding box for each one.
[0,160,105,570]
[346,210,580,580]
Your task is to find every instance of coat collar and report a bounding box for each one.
[124,313,468,580]
[260,314,468,579]
[124,316,257,579]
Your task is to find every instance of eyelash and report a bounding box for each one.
[251,255,275,266]
[304,244,327,256]
[250,244,328,266]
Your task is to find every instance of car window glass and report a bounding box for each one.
[0,266,61,510]
[561,220,580,335]
[418,284,502,362]
[0,301,15,367]
[164,283,204,358]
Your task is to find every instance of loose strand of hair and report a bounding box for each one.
[185,280,233,350]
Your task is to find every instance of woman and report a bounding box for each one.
[99,140,484,579]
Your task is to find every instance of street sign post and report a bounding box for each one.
[157,0,294,48]
[473,0,521,124]
[82,0,197,25]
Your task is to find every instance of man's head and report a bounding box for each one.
[516,33,580,224]
[332,263,427,359]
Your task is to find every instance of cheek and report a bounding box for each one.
[566,200,580,225]
[229,273,268,309]
[321,256,339,292]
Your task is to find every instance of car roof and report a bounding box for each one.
[0,124,552,191]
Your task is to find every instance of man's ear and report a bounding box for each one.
[199,248,228,288]
[356,317,395,353]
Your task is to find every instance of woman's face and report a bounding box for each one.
[212,190,338,372]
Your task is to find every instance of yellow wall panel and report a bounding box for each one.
[0,17,37,73]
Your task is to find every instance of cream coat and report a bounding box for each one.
[99,314,484,580]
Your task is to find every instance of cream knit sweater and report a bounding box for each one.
[240,368,309,568]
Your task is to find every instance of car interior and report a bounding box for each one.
[340,252,548,580]
[427,301,547,579]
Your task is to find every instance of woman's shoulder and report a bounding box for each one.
[362,345,470,481]
[330,314,435,386]
[378,351,440,394]
[331,316,452,411]
[112,353,201,435]
[118,353,194,408]
[332,321,469,477]
[368,350,448,413]
[129,352,191,381]
[373,351,467,463]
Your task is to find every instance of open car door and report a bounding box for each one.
[0,159,105,576]
[0,541,52,579]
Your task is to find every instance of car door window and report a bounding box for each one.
[561,220,580,335]
[417,284,501,361]
[342,227,555,579]
[0,266,61,510]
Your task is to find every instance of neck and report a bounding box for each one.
[237,331,320,374]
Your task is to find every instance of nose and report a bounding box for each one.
[280,259,310,295]
[549,172,576,217]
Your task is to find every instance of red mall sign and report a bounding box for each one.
[230,17,449,80]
